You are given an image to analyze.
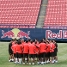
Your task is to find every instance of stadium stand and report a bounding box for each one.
[44,0,66,29]
[0,0,41,28]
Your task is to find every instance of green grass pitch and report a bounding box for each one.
[0,42,67,67]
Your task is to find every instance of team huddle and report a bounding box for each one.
[8,38,58,65]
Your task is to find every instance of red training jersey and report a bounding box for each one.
[22,42,29,54]
[50,43,56,52]
[11,43,17,54]
[46,44,50,53]
[35,43,40,54]
[28,43,36,54]
[39,43,47,53]
[15,44,22,53]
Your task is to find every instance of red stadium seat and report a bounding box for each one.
[44,0,66,29]
[0,0,41,28]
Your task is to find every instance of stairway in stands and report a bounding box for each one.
[36,0,48,28]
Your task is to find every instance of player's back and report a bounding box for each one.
[23,42,29,53]
[15,44,22,53]
[29,43,36,54]
[39,42,47,53]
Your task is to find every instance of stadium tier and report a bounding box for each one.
[0,0,41,28]
[44,0,66,28]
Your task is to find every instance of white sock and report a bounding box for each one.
[19,58,22,64]
[47,60,50,63]
[41,62,44,64]
[15,58,18,63]
[52,60,54,63]
[55,61,58,63]
[32,63,34,65]
[29,63,31,65]
[25,58,27,61]
[44,61,47,64]
[23,62,25,64]
[11,59,14,61]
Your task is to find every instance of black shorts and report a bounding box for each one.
[29,54,35,58]
[8,43,13,55]
[34,54,38,58]
[14,53,16,58]
[45,52,50,58]
[15,53,22,58]
[50,52,55,57]
[15,53,23,58]
[54,51,57,56]
[37,54,41,58]
[54,50,57,56]
[23,53,28,58]
[40,52,46,58]
[22,54,23,58]
[9,50,13,55]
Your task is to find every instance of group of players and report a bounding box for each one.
[8,38,58,65]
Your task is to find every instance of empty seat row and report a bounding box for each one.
[0,0,41,28]
[44,0,66,27]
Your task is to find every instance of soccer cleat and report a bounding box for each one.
[17,62,20,64]
[19,58,22,64]
[55,61,58,63]
[29,63,31,65]
[9,60,13,62]
[37,62,40,65]
[52,61,54,64]
[43,61,47,64]
[46,60,50,63]
[32,63,35,65]
[41,62,44,65]
[23,63,25,65]
[11,59,14,62]
[9,59,12,62]
[9,60,11,62]
[14,61,18,64]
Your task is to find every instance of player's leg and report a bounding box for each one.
[14,53,18,63]
[54,51,58,63]
[31,54,35,65]
[28,54,32,65]
[18,53,22,64]
[50,52,55,64]
[9,51,14,62]
[23,53,28,64]
[23,53,25,64]
[40,53,44,64]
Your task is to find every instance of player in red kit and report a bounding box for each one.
[14,40,22,64]
[28,41,36,65]
[49,40,56,64]
[34,41,40,64]
[11,41,17,63]
[45,41,50,63]
[21,41,29,64]
[8,39,14,62]
[39,40,47,64]
[53,40,58,63]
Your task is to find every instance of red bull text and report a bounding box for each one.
[46,30,67,39]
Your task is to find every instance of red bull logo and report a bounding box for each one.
[1,30,14,38]
[17,30,30,39]
[1,28,30,39]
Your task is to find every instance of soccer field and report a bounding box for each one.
[0,42,67,67]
